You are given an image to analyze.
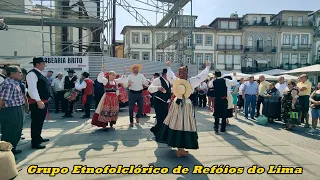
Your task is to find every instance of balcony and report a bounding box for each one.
[281,44,312,51]
[244,46,277,53]
[217,44,243,51]
[242,67,274,73]
[280,21,313,27]
[242,20,277,26]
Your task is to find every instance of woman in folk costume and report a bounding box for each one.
[157,60,211,157]
[116,74,129,108]
[134,74,151,115]
[91,64,127,129]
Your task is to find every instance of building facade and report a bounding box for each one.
[241,14,278,73]
[309,10,320,64]
[209,15,243,71]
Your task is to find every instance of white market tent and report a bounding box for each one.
[253,69,287,75]
[224,72,251,79]
[276,74,299,80]
[254,74,279,81]
[283,64,320,74]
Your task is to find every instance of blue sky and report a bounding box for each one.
[36,0,320,40]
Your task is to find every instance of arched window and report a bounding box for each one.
[257,35,263,49]
[247,35,253,47]
[266,35,272,47]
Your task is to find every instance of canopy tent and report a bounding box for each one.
[276,74,299,80]
[224,72,251,80]
[283,64,320,74]
[253,69,287,75]
[254,74,279,81]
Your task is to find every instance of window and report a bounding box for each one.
[205,53,213,63]
[156,53,163,62]
[300,54,308,64]
[261,17,266,23]
[196,54,203,64]
[283,34,290,44]
[252,17,257,24]
[297,16,303,26]
[142,52,149,60]
[186,55,192,64]
[132,33,139,44]
[247,35,253,47]
[142,34,149,44]
[187,35,192,47]
[218,55,224,64]
[291,54,298,64]
[282,54,289,64]
[196,34,203,45]
[205,35,213,46]
[266,35,272,47]
[132,52,139,59]
[246,58,253,67]
[229,22,237,29]
[257,35,263,49]
[234,55,241,65]
[226,55,233,64]
[301,34,309,45]
[288,16,293,26]
[221,21,228,29]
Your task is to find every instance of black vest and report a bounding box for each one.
[154,77,171,102]
[213,78,227,99]
[27,69,50,100]
[64,76,77,90]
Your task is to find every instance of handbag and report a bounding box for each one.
[288,111,299,120]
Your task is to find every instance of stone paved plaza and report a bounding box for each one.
[14,108,320,180]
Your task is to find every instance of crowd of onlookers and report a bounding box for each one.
[191,73,320,133]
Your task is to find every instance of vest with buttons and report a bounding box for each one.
[154,77,171,102]
[26,69,50,100]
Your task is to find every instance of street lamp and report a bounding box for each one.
[0,18,8,31]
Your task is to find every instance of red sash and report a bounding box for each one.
[28,98,49,104]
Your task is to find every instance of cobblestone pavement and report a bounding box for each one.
[14,107,320,180]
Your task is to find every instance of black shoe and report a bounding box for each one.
[245,117,249,120]
[21,137,25,140]
[31,144,46,149]
[214,128,218,132]
[220,129,226,133]
[41,138,49,143]
[12,149,22,155]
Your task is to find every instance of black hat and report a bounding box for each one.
[67,69,75,74]
[215,71,222,77]
[153,73,160,77]
[82,72,90,78]
[30,57,45,64]
[162,69,167,74]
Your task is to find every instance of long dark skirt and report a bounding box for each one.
[262,101,281,119]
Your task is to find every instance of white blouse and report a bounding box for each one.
[97,72,128,86]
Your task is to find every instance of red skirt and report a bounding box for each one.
[91,93,119,128]
[118,87,128,103]
[134,90,151,114]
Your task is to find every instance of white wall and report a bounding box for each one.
[0,25,55,56]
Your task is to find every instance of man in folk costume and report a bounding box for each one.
[127,64,149,127]
[91,64,127,129]
[148,69,171,138]
[62,69,78,118]
[74,72,93,118]
[26,57,50,149]
[116,74,129,109]
[209,71,237,133]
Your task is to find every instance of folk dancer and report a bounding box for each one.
[148,69,171,138]
[26,57,50,149]
[116,74,129,109]
[134,74,151,116]
[75,72,94,118]
[62,69,78,118]
[209,71,237,133]
[91,64,127,129]
[93,79,104,109]
[156,61,211,157]
[51,73,64,114]
[127,64,150,127]
[150,73,160,108]
[0,65,25,154]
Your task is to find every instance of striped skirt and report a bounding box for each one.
[91,92,119,128]
[157,97,199,149]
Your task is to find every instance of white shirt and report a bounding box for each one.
[208,76,237,95]
[97,72,127,86]
[275,82,287,96]
[127,73,149,91]
[51,78,64,92]
[166,66,210,93]
[239,83,245,95]
[148,77,170,94]
[75,78,90,91]
[26,68,44,101]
